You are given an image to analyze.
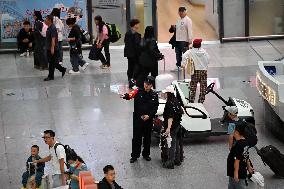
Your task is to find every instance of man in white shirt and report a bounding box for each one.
[51,8,64,65]
[174,6,193,71]
[33,130,67,188]
[182,38,209,103]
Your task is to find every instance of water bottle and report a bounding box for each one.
[26,50,29,57]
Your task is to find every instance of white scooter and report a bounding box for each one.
[154,78,255,138]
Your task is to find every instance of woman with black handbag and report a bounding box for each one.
[136,26,163,88]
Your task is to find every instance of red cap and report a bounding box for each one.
[193,38,202,45]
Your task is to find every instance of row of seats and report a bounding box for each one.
[79,171,98,189]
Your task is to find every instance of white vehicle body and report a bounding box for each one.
[155,75,254,137]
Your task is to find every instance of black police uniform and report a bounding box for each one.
[131,88,159,159]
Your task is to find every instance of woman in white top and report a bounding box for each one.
[51,8,64,65]
[182,38,209,103]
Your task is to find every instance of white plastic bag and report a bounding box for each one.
[251,172,264,187]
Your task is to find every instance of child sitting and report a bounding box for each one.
[21,145,45,189]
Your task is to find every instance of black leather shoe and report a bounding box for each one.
[44,77,54,81]
[130,158,137,163]
[174,160,182,166]
[62,68,66,78]
[143,156,151,161]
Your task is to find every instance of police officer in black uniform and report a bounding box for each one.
[121,76,159,163]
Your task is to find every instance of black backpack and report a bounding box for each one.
[80,27,91,44]
[105,23,121,43]
[54,143,77,167]
[242,121,258,148]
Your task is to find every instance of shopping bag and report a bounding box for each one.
[88,44,100,61]
[186,58,195,76]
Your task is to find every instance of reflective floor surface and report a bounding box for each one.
[0,40,284,189]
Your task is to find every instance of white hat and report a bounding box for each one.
[225,106,238,115]
[162,85,175,94]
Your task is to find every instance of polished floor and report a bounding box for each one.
[1,40,284,189]
[157,0,218,42]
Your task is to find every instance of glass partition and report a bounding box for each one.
[249,0,284,36]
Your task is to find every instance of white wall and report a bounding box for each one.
[223,0,245,37]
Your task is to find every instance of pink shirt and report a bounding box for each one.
[96,25,108,43]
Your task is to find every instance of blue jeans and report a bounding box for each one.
[22,171,44,188]
[70,52,86,72]
[175,41,189,67]
[228,177,246,189]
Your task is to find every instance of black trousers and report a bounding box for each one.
[131,113,152,158]
[127,57,139,81]
[97,40,110,66]
[136,66,157,89]
[47,50,65,79]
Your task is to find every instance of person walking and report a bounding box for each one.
[43,15,66,81]
[33,130,67,188]
[227,123,254,189]
[94,15,110,69]
[33,10,48,70]
[162,85,184,169]
[124,19,141,88]
[173,6,192,72]
[137,26,163,89]
[121,76,159,163]
[182,38,209,103]
[51,8,64,65]
[66,17,89,74]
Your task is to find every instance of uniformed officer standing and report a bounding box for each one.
[121,76,159,163]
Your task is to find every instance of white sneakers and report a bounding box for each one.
[82,63,89,71]
[69,70,80,74]
[20,52,27,57]
[59,62,63,65]
[20,51,30,57]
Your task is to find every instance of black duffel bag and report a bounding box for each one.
[88,44,100,61]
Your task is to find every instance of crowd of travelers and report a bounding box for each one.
[18,5,262,189]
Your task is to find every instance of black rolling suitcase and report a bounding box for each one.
[255,145,284,177]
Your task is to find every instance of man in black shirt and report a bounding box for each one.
[124,19,141,88]
[121,76,159,163]
[17,20,33,57]
[44,15,66,81]
[66,17,89,74]
[98,165,123,189]
[227,123,254,189]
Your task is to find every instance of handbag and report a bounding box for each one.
[186,58,195,76]
[88,44,100,61]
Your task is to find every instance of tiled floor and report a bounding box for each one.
[1,40,284,189]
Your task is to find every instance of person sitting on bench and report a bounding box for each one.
[21,145,45,189]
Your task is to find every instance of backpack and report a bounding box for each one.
[54,143,77,167]
[40,21,48,37]
[80,27,91,44]
[242,121,258,148]
[105,23,121,43]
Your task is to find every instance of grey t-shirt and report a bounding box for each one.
[46,24,58,51]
